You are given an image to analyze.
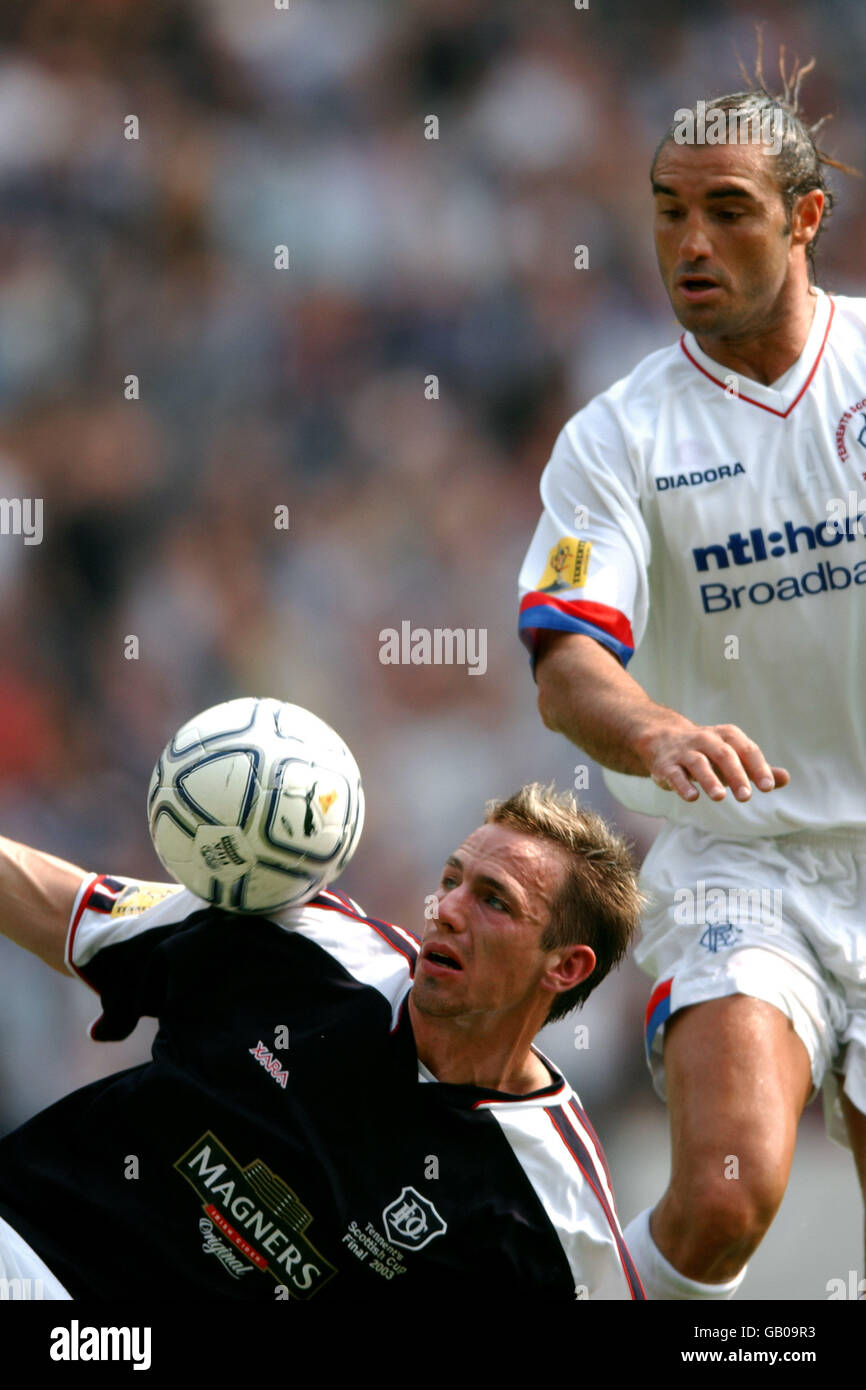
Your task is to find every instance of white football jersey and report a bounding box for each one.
[519,287,866,837]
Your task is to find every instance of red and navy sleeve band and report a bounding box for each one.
[645,977,673,1058]
[78,876,128,916]
[519,593,635,667]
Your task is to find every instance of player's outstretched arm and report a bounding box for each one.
[536,632,789,804]
[0,836,90,974]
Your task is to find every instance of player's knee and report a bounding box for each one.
[667,1168,785,1274]
[706,1180,779,1251]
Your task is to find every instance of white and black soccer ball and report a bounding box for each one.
[147,697,364,913]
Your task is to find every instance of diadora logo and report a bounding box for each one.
[249,1040,289,1089]
[692,511,866,572]
[382,1187,447,1251]
[656,462,745,491]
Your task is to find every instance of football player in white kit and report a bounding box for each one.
[519,59,866,1299]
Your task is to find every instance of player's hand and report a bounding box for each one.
[638,720,789,804]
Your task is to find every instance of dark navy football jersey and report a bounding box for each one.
[0,875,643,1301]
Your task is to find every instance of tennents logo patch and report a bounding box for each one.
[535,536,592,590]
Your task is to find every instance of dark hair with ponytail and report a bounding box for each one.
[651,33,859,279]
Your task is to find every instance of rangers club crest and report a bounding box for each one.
[382,1187,447,1251]
[834,396,866,464]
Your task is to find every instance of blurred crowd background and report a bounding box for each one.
[0,0,863,1297]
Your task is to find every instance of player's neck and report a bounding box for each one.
[694,284,819,387]
[408,996,552,1094]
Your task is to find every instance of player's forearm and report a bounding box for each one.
[535,633,789,803]
[535,633,688,777]
[0,837,90,974]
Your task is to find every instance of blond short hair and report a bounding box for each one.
[485,783,643,1023]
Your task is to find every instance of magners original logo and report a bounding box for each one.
[175,1132,336,1298]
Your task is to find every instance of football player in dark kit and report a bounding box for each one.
[0,784,644,1301]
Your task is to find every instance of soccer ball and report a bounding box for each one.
[147,697,365,913]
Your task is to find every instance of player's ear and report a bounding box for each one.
[790,188,824,247]
[544,943,596,996]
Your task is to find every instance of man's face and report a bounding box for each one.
[652,138,805,340]
[411,823,570,1022]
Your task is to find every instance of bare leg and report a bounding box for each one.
[651,995,813,1283]
[841,1092,866,1294]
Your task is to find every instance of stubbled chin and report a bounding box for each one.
[671,298,728,333]
[411,987,464,1018]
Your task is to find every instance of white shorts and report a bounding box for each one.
[637,822,866,1147]
[0,1213,71,1298]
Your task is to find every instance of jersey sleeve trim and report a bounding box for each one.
[290,891,418,1027]
[645,976,673,1058]
[315,886,365,917]
[311,889,420,969]
[66,874,124,985]
[568,1098,616,1208]
[518,593,635,666]
[546,1105,646,1300]
[68,877,192,977]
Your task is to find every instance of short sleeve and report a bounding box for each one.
[518,395,651,670]
[64,877,419,1041]
[66,874,201,1040]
